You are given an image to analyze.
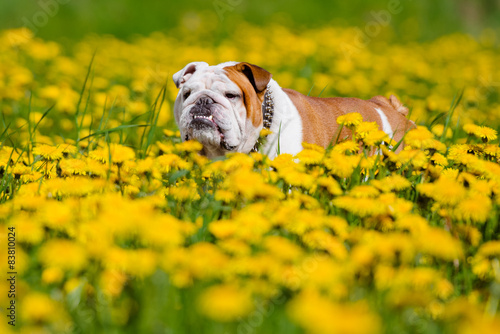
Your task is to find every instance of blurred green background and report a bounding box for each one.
[1,0,500,42]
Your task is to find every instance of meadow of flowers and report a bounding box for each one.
[1,22,500,334]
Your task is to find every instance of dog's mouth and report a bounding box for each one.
[186,113,237,151]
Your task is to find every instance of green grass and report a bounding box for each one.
[1,0,500,42]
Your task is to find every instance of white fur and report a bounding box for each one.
[374,107,393,138]
[262,79,304,159]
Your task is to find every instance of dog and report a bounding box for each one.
[173,61,415,159]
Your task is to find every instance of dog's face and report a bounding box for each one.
[173,62,272,158]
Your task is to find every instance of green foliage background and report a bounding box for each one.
[1,0,500,42]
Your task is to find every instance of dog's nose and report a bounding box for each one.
[196,96,215,106]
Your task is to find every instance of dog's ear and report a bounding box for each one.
[235,62,272,93]
[173,62,209,88]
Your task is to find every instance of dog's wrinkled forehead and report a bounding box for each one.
[185,67,234,91]
[173,62,240,91]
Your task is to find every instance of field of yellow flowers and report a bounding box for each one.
[1,22,500,334]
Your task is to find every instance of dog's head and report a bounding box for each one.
[173,62,272,158]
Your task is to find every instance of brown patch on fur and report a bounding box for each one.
[284,89,415,150]
[224,63,272,127]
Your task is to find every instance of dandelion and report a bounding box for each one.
[417,177,467,206]
[163,129,180,137]
[174,140,203,153]
[336,112,364,128]
[431,124,452,139]
[295,148,324,165]
[287,290,381,334]
[100,269,128,298]
[20,293,58,323]
[362,129,389,146]
[415,227,463,261]
[464,124,498,142]
[405,126,434,148]
[452,195,492,223]
[324,151,360,178]
[38,239,88,271]
[59,158,87,176]
[264,235,303,262]
[371,174,411,192]
[317,176,343,195]
[33,144,63,160]
[41,267,64,284]
[333,140,360,154]
[355,121,379,139]
[197,284,253,322]
[332,196,387,217]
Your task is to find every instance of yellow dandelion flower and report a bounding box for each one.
[371,174,411,192]
[349,185,380,198]
[215,189,237,203]
[259,127,273,137]
[10,212,44,245]
[396,148,428,169]
[302,230,348,259]
[279,167,316,189]
[431,124,452,139]
[434,278,455,300]
[197,284,253,322]
[174,140,203,153]
[225,169,283,200]
[41,267,64,285]
[38,239,88,271]
[317,176,343,195]
[84,157,108,177]
[5,27,34,47]
[32,144,63,160]
[295,148,324,165]
[452,194,492,223]
[155,154,182,172]
[287,290,381,334]
[168,181,200,201]
[217,238,251,256]
[333,140,360,154]
[108,143,135,164]
[464,123,498,142]
[456,225,482,246]
[59,143,78,155]
[332,196,387,217]
[483,144,500,157]
[362,129,389,146]
[270,153,295,170]
[336,112,363,127]
[476,241,500,258]
[100,269,128,298]
[355,121,379,139]
[430,152,449,166]
[156,140,175,153]
[302,142,325,153]
[105,248,157,278]
[404,126,434,148]
[163,129,180,137]
[20,293,58,323]
[417,177,467,206]
[59,158,87,176]
[324,151,360,178]
[264,235,303,262]
[415,227,463,261]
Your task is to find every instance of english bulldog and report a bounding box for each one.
[173,61,415,159]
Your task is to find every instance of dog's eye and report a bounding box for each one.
[183,90,191,100]
[225,92,240,99]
